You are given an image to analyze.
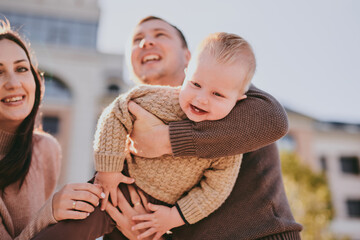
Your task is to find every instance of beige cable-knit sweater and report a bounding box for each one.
[0,129,61,240]
[94,85,242,224]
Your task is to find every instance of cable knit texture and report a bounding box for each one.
[0,129,61,240]
[170,84,290,158]
[94,84,242,224]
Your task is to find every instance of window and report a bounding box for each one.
[43,74,72,101]
[346,200,360,218]
[320,156,327,171]
[42,116,60,135]
[340,156,360,174]
[107,84,120,94]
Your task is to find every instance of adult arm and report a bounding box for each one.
[170,84,288,158]
[129,85,288,158]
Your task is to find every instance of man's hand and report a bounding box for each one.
[128,101,172,158]
[132,203,185,240]
[106,185,157,240]
[95,172,134,210]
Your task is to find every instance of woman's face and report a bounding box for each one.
[0,39,36,133]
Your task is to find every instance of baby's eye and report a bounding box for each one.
[213,92,224,97]
[192,82,201,88]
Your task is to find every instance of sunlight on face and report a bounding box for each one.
[0,39,36,133]
[179,51,247,122]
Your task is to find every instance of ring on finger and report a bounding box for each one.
[72,201,77,210]
[133,201,141,206]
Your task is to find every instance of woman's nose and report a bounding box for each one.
[4,72,21,90]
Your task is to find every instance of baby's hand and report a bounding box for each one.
[132,203,185,240]
[95,172,134,210]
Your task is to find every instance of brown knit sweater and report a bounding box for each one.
[168,85,302,239]
[94,85,242,224]
[0,129,61,240]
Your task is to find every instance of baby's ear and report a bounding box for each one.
[237,94,247,101]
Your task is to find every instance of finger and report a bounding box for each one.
[132,213,153,221]
[105,203,125,224]
[128,185,141,207]
[137,227,156,239]
[63,210,91,220]
[153,232,163,240]
[70,190,101,207]
[110,189,118,207]
[147,203,160,212]
[71,183,105,199]
[121,175,135,184]
[138,189,150,212]
[117,188,133,216]
[70,200,95,213]
[131,221,154,231]
[128,101,149,119]
[101,191,110,211]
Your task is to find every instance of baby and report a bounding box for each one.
[94,32,256,238]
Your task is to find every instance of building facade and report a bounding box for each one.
[282,109,360,239]
[0,0,130,185]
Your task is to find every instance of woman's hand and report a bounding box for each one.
[52,183,105,221]
[128,101,172,158]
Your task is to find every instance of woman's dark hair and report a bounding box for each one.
[0,19,42,191]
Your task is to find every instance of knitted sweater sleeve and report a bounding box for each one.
[0,198,57,240]
[93,93,133,172]
[169,84,289,158]
[176,155,242,224]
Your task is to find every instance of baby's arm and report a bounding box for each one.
[176,155,242,224]
[132,155,242,239]
[93,95,135,210]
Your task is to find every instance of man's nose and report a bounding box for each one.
[139,37,155,49]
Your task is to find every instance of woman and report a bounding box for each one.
[0,19,104,240]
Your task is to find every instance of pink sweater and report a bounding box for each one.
[0,129,61,240]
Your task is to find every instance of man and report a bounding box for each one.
[32,16,302,240]
[119,16,302,239]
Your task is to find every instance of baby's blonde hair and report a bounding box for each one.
[197,32,256,93]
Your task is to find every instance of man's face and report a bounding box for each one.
[130,19,190,86]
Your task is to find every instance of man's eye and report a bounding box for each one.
[133,37,143,43]
[213,92,224,97]
[155,33,165,37]
[192,82,201,88]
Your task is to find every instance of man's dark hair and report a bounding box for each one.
[138,16,188,49]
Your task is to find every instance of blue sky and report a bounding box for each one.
[97,0,360,123]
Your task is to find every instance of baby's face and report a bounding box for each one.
[179,52,247,122]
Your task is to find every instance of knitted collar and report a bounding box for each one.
[0,129,16,158]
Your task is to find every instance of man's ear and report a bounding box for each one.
[237,94,247,101]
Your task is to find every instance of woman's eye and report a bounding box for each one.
[17,67,29,72]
